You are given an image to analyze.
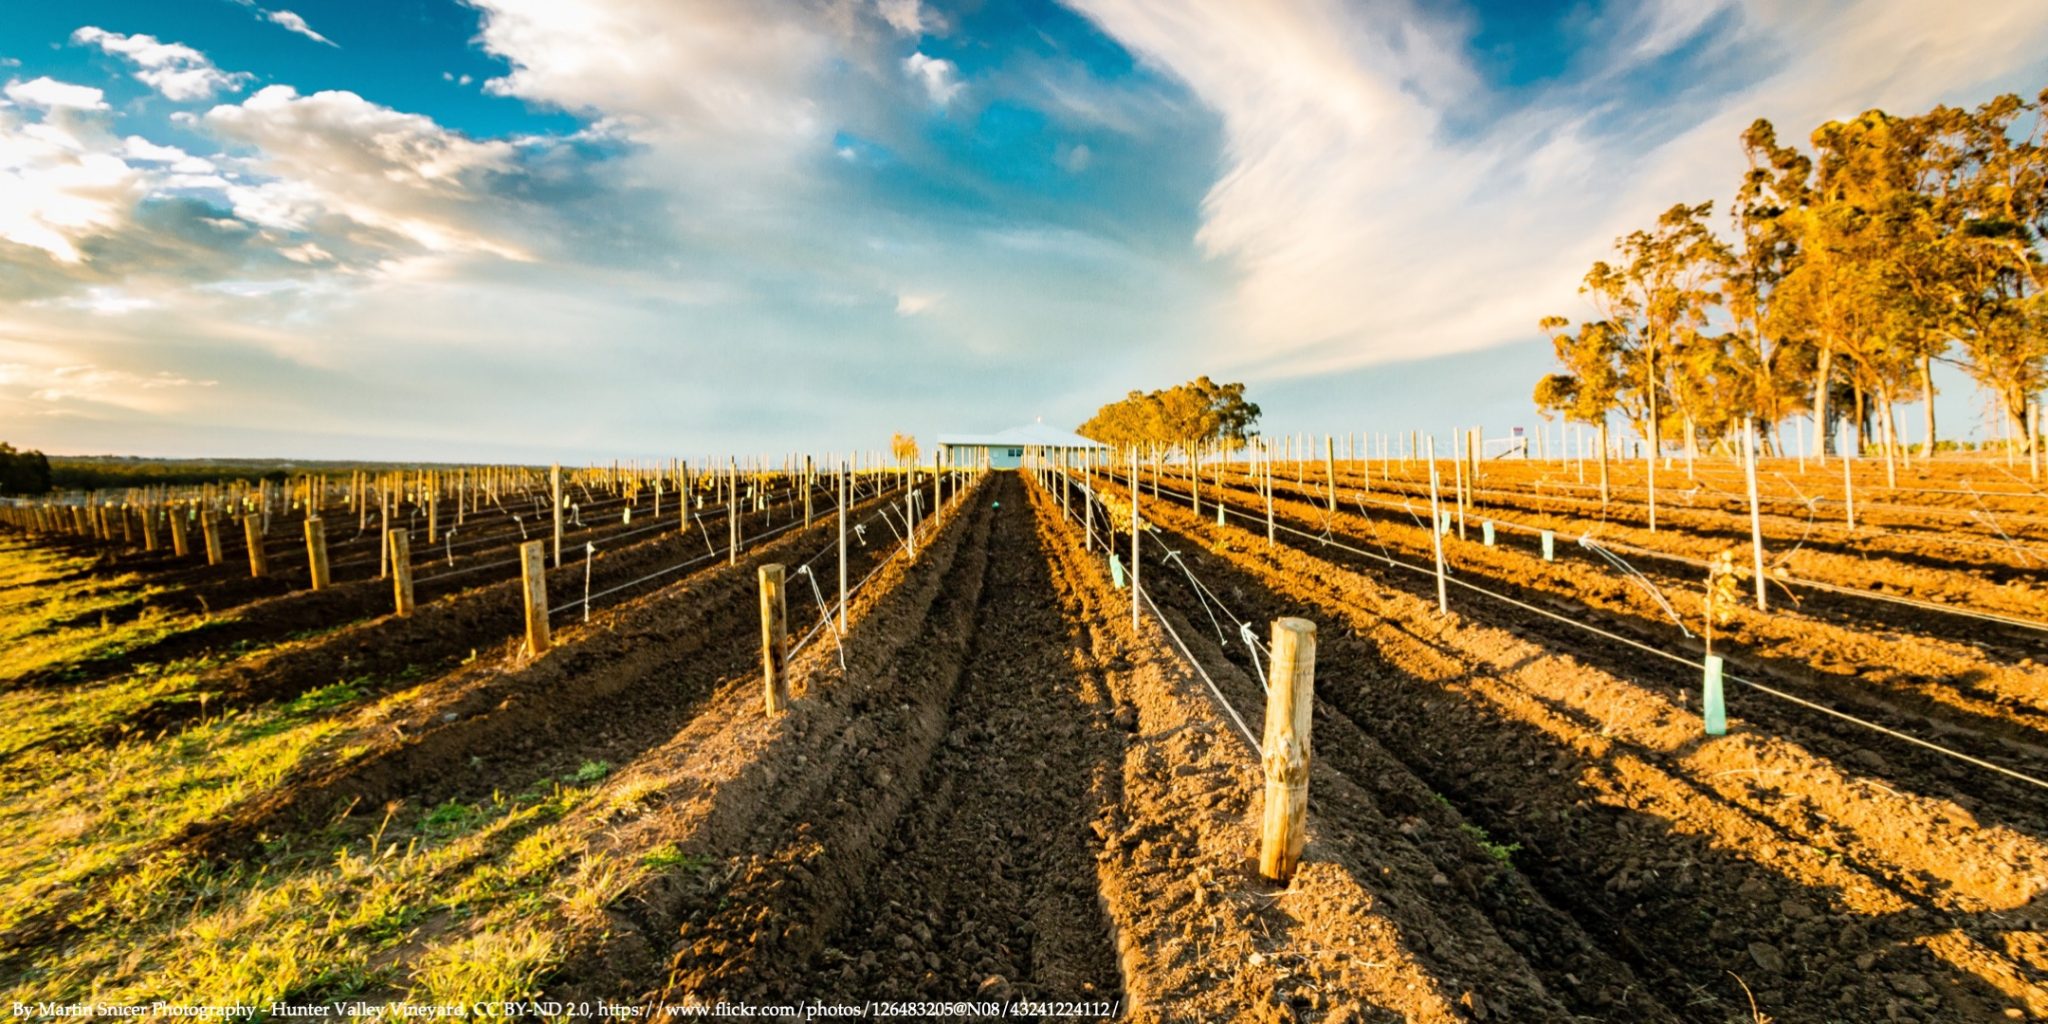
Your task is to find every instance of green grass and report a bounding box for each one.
[1460,821,1522,865]
[0,537,673,1003]
[0,538,206,686]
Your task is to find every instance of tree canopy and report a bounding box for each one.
[1537,85,2048,457]
[0,443,53,496]
[1077,377,1261,453]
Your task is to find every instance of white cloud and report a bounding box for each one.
[903,51,962,106]
[877,0,925,36]
[472,0,845,152]
[0,358,216,412]
[0,103,139,261]
[71,27,252,102]
[204,85,531,259]
[1055,141,1091,172]
[4,77,108,111]
[895,291,937,315]
[1064,0,2048,377]
[264,10,337,47]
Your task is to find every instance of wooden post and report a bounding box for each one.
[1263,444,1275,547]
[1646,422,1658,533]
[305,517,331,591]
[2032,399,2043,485]
[427,472,439,544]
[518,539,550,655]
[1324,434,1337,514]
[837,462,849,633]
[243,515,268,578]
[803,455,814,528]
[140,506,157,552]
[1842,450,1856,531]
[551,463,564,569]
[759,563,789,715]
[170,507,189,558]
[202,511,223,565]
[729,458,740,564]
[389,528,415,617]
[1426,437,1448,614]
[1744,418,1768,611]
[1130,449,1141,631]
[1452,443,1467,540]
[1258,617,1316,883]
[1084,462,1095,552]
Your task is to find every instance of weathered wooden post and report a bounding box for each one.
[305,517,331,591]
[1084,465,1095,552]
[1258,617,1316,883]
[803,455,814,529]
[389,528,415,617]
[1646,421,1658,533]
[427,472,439,545]
[516,539,549,654]
[1130,449,1141,631]
[1263,444,1276,547]
[546,463,562,569]
[1452,446,1467,541]
[140,506,157,552]
[202,511,223,565]
[243,515,269,578]
[759,563,788,715]
[1426,437,1448,614]
[1745,418,1768,611]
[1324,435,1337,515]
[1842,449,1856,530]
[728,458,740,565]
[837,461,849,634]
[169,507,189,557]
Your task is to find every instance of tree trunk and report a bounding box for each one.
[1920,354,1937,458]
[1879,392,1898,489]
[1812,346,1834,460]
[1683,412,1698,481]
[1646,342,1658,533]
[1597,420,1610,510]
[1852,377,1867,456]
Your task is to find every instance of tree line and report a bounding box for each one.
[1078,376,1261,455]
[0,443,53,496]
[1536,86,2047,459]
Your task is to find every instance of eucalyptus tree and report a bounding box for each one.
[1932,91,2048,455]
[1726,118,1815,453]
[1582,201,1727,508]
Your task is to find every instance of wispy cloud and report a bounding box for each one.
[903,51,962,106]
[221,0,340,46]
[1063,0,2048,378]
[267,10,337,47]
[72,27,253,102]
[895,291,937,316]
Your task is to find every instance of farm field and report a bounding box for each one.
[0,454,2043,1022]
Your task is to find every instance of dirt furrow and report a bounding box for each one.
[1118,480,2048,1022]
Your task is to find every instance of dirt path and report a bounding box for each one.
[802,473,1126,1003]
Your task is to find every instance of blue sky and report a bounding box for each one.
[2,0,2045,460]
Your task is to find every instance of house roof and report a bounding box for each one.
[936,423,1104,449]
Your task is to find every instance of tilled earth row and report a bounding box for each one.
[1100,469,2048,1022]
[1136,468,2048,765]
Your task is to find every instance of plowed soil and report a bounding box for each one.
[6,465,2044,1020]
